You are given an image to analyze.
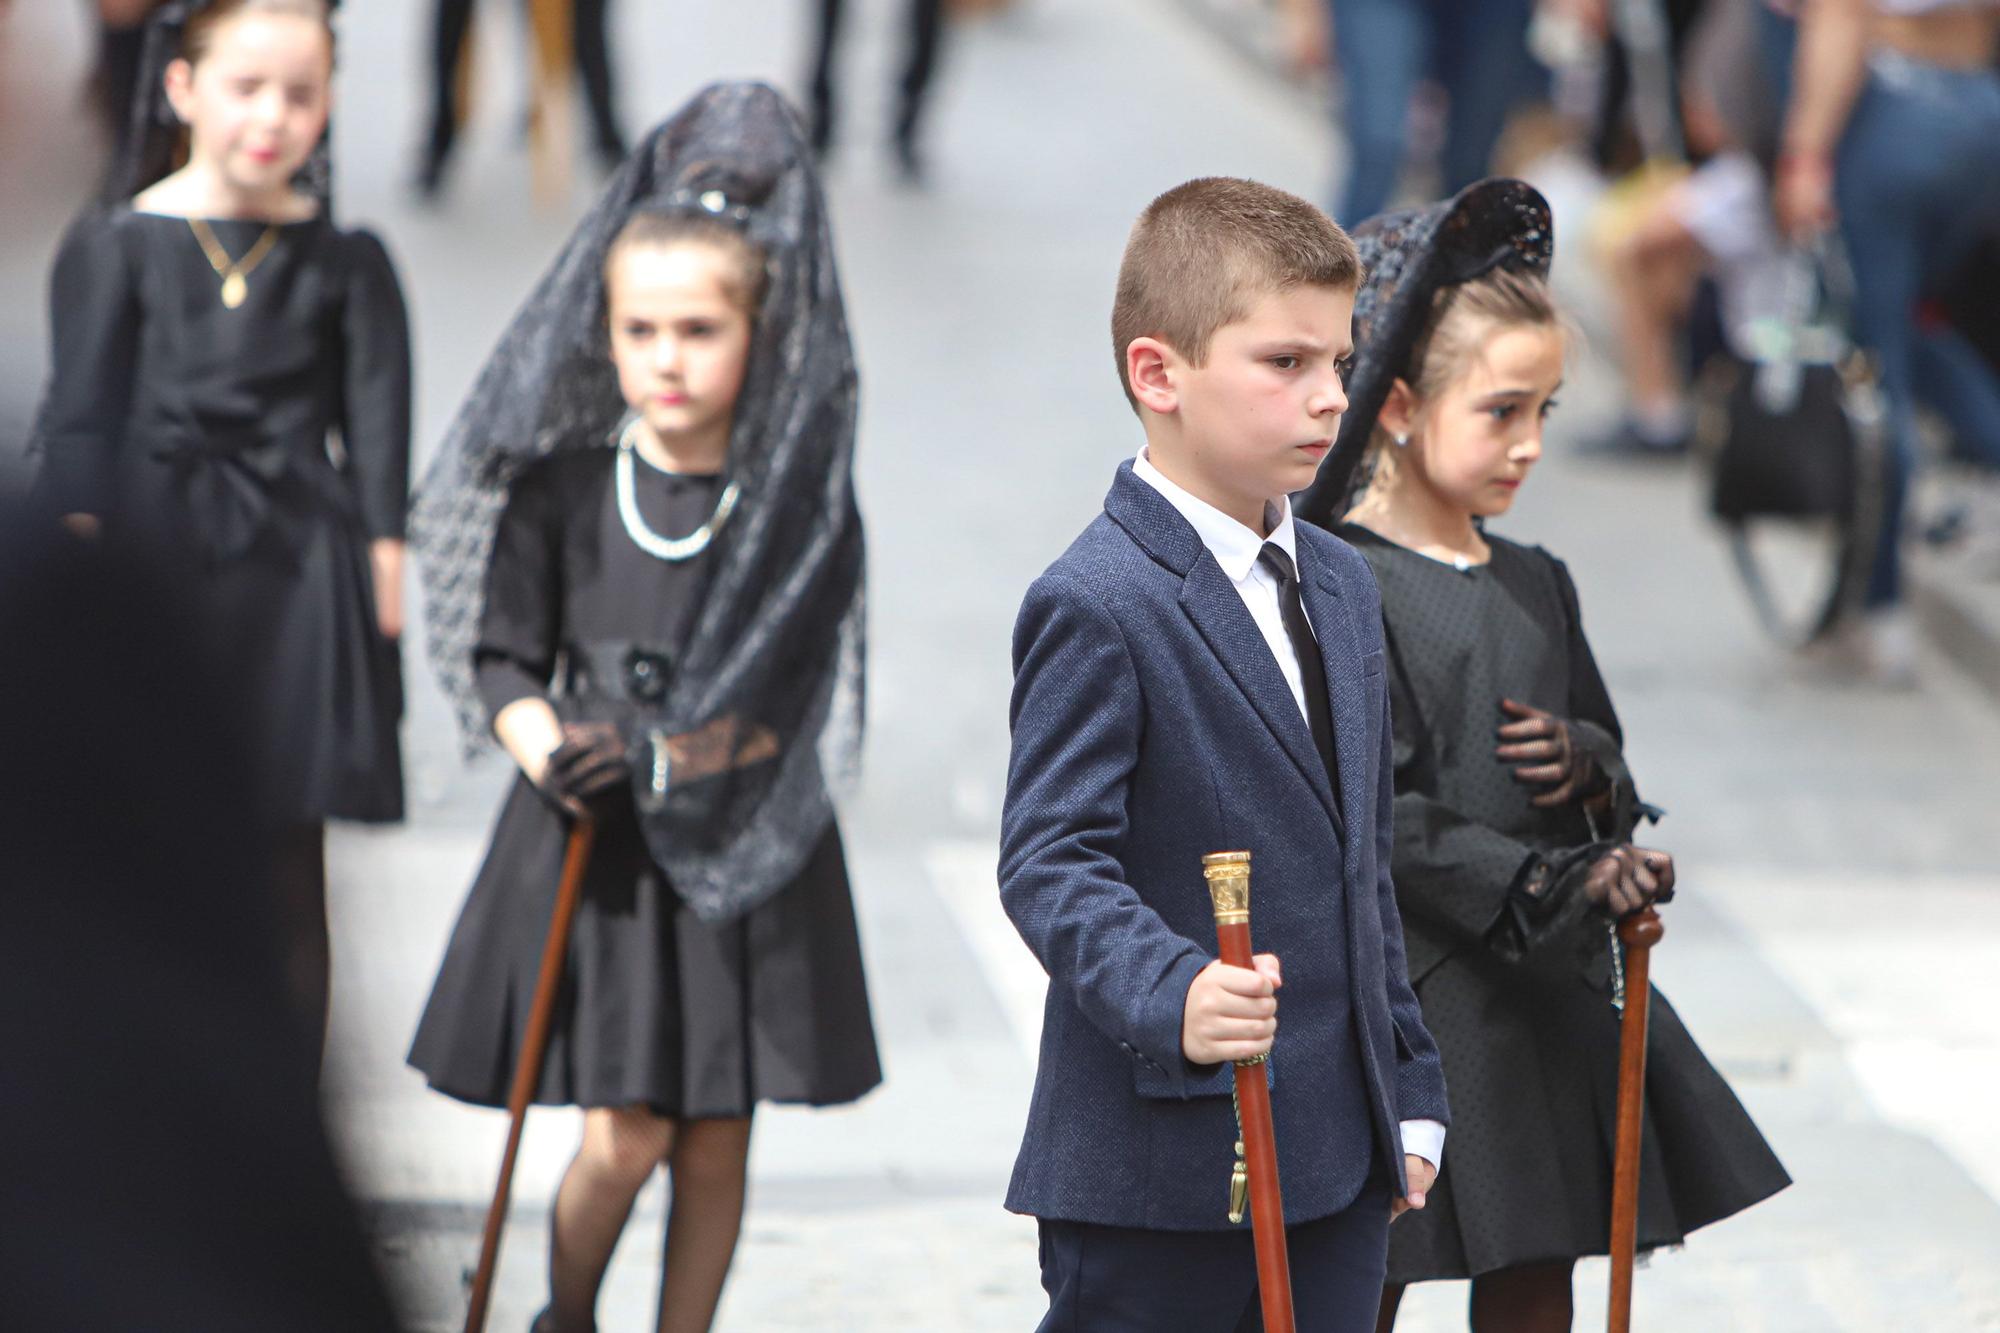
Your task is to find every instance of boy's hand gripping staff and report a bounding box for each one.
[463,820,598,1333]
[1202,852,1296,1333]
[1609,907,1664,1333]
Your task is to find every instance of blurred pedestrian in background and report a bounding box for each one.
[0,503,405,1333]
[1768,0,2000,680]
[1278,0,1543,221]
[1589,0,1786,455]
[806,0,948,180]
[418,0,628,198]
[27,0,412,1068]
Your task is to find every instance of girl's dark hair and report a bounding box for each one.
[181,0,334,64]
[604,210,771,315]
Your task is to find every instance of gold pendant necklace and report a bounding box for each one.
[187,217,282,309]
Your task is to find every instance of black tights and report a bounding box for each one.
[1377,1259,1576,1333]
[546,1108,753,1333]
[273,823,329,1077]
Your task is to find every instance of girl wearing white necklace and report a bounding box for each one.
[409,89,879,1333]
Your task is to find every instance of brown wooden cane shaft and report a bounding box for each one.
[1216,918,1296,1333]
[1608,909,1663,1333]
[463,819,598,1333]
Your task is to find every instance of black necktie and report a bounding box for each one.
[1258,543,1340,800]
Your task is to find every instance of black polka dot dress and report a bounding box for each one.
[1339,524,1790,1283]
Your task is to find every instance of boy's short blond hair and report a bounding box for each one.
[1112,177,1361,410]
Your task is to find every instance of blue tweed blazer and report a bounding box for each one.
[999,461,1449,1231]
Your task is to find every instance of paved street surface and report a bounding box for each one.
[5,2,2000,1329]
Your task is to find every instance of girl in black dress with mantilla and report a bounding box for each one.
[1294,180,1790,1332]
[406,84,880,1333]
[29,0,410,1069]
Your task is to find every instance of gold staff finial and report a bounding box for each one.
[1202,850,1251,925]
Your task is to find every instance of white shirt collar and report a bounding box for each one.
[1134,446,1297,585]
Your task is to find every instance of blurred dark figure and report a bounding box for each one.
[1766,0,2000,681]
[0,507,401,1332]
[419,0,627,197]
[1279,0,1544,221]
[91,0,169,161]
[806,0,947,181]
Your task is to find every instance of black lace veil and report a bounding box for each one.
[1295,178,1554,527]
[410,82,864,924]
[109,0,338,207]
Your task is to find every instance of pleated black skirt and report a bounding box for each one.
[1387,941,1791,1283]
[408,778,882,1118]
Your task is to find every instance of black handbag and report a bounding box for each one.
[1704,355,1860,521]
[1696,243,1888,642]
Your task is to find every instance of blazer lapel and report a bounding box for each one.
[1179,556,1339,822]
[1104,460,1341,826]
[1299,552,1362,845]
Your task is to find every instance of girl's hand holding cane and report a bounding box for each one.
[540,723,629,818]
[1581,846,1676,917]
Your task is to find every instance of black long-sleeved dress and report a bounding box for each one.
[1339,524,1789,1283]
[30,208,409,824]
[407,450,881,1117]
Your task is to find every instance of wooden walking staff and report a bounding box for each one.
[1202,851,1296,1333]
[1608,907,1664,1333]
[463,819,598,1333]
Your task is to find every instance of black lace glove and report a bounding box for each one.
[1495,698,1612,808]
[540,722,630,818]
[1574,844,1676,916]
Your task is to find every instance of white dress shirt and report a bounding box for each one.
[1134,447,1447,1175]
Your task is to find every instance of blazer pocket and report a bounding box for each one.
[1133,1049,1277,1101]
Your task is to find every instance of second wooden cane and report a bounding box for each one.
[1608,906,1664,1333]
[463,818,597,1333]
[1203,850,1296,1333]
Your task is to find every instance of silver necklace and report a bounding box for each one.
[614,421,739,563]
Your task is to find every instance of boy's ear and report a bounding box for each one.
[1126,336,1179,416]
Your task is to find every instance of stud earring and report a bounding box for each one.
[1393,433,1410,449]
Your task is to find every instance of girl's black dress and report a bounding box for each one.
[1339,524,1789,1282]
[407,450,882,1117]
[31,208,408,823]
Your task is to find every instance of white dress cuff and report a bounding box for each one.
[1398,1118,1446,1172]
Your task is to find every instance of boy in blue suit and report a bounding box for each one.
[999,177,1450,1332]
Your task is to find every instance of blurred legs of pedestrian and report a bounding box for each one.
[1831,54,2000,652]
[573,0,628,166]
[1595,148,1787,455]
[419,0,627,199]
[807,0,948,181]
[1329,0,1536,223]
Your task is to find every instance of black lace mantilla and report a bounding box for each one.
[410,83,865,923]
